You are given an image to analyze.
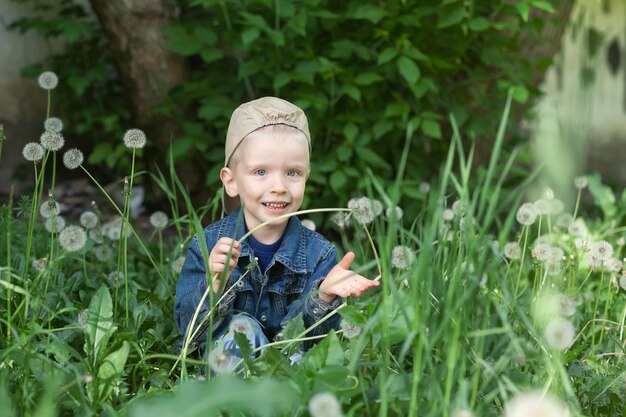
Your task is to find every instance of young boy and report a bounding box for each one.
[174,97,379,364]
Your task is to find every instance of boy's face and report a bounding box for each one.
[221,132,309,241]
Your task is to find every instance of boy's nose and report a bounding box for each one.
[270,175,287,193]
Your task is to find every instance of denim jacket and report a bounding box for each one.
[174,208,342,349]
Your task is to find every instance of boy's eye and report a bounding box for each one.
[255,169,266,176]
[287,170,298,177]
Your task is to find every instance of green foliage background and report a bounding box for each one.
[11,0,555,212]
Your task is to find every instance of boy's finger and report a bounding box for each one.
[338,252,355,270]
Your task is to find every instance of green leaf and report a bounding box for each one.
[233,332,254,369]
[532,1,555,13]
[421,119,442,139]
[241,28,260,46]
[343,122,358,142]
[97,341,129,401]
[437,3,466,28]
[330,170,347,191]
[273,72,291,89]
[85,286,114,360]
[342,85,361,102]
[68,76,88,96]
[377,47,397,65]
[336,144,353,161]
[325,332,344,366]
[355,147,391,171]
[200,49,223,63]
[587,174,617,218]
[516,3,530,21]
[469,17,491,31]
[354,72,383,85]
[511,85,529,103]
[164,26,202,56]
[397,56,421,85]
[194,27,217,44]
[352,5,387,24]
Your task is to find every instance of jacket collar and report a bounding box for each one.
[217,208,308,274]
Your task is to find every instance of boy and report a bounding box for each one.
[174,97,378,364]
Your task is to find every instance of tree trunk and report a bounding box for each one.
[89,0,191,196]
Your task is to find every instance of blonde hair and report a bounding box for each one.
[227,123,310,168]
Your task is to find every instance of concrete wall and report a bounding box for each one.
[0,1,62,192]
[533,0,626,196]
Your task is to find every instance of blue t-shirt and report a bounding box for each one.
[247,232,284,272]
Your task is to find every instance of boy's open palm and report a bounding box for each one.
[318,252,380,303]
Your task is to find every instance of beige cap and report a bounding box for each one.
[222,96,311,214]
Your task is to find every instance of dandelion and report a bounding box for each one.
[331,212,350,230]
[385,206,403,220]
[567,219,587,237]
[419,182,431,193]
[391,245,415,269]
[348,197,375,225]
[89,228,103,244]
[123,128,147,149]
[40,131,64,151]
[555,213,573,229]
[171,256,186,274]
[617,237,625,247]
[208,346,239,374]
[107,271,124,287]
[37,71,58,90]
[549,198,565,214]
[103,216,131,240]
[340,320,361,339]
[149,211,168,229]
[542,187,555,200]
[77,309,89,327]
[544,317,575,350]
[531,243,552,262]
[451,199,465,215]
[504,390,571,417]
[39,199,60,219]
[45,216,65,233]
[372,199,383,216]
[574,176,588,189]
[31,257,47,273]
[62,148,83,169]
[308,392,343,417]
[605,258,622,273]
[559,295,580,317]
[442,208,454,221]
[590,240,613,262]
[451,409,474,417]
[44,117,63,133]
[503,242,521,260]
[80,211,99,229]
[301,219,316,230]
[22,142,44,162]
[516,203,538,226]
[533,199,551,215]
[59,225,87,252]
[229,316,255,335]
[93,245,112,262]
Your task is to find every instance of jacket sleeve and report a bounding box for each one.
[280,244,342,345]
[174,235,236,346]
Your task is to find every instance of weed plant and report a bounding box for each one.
[1,74,625,417]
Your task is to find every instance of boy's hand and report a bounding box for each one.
[209,237,241,294]
[318,252,380,304]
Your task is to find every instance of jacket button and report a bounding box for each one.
[236,281,244,288]
[313,308,320,314]
[260,314,267,322]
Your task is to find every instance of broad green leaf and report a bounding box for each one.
[354,72,383,85]
[200,49,223,63]
[356,147,391,171]
[273,72,291,89]
[86,286,114,360]
[233,332,254,369]
[241,28,261,46]
[587,174,617,218]
[516,3,530,21]
[325,332,344,366]
[342,85,361,102]
[352,5,387,24]
[343,122,358,142]
[377,47,397,65]
[511,85,529,103]
[470,17,491,31]
[421,119,442,139]
[437,3,465,28]
[336,144,353,161]
[164,26,202,56]
[397,56,421,85]
[330,170,347,191]
[97,341,130,401]
[194,27,217,44]
[532,1,555,13]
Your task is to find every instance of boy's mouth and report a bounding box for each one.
[263,202,288,209]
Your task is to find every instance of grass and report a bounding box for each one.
[1,84,626,417]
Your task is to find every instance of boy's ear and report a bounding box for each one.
[220,167,238,197]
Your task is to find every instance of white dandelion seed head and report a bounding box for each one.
[38,71,58,90]
[372,199,383,216]
[123,128,146,149]
[619,276,626,291]
[568,219,588,237]
[391,245,415,270]
[459,216,475,232]
[44,117,63,133]
[229,316,255,337]
[532,243,553,262]
[62,148,83,169]
[504,390,571,417]
[542,187,555,200]
[555,213,573,229]
[107,271,124,287]
[171,256,186,274]
[451,409,474,417]
[331,212,350,230]
[591,240,613,262]
[301,218,316,231]
[348,197,376,225]
[208,346,239,375]
[59,225,87,252]
[385,206,403,221]
[574,176,588,189]
[533,199,551,215]
[548,247,564,264]
[549,199,564,215]
[516,203,538,226]
[583,291,594,301]
[103,216,130,240]
[308,392,343,417]
[40,130,64,151]
[451,199,465,215]
[605,257,623,273]
[149,211,168,229]
[546,261,562,276]
[93,245,112,262]
[22,142,45,162]
[80,211,99,229]
[442,208,455,221]
[45,216,65,233]
[617,237,625,247]
[340,320,361,339]
[503,242,521,260]
[574,238,590,252]
[89,228,103,244]
[31,257,48,273]
[77,309,89,327]
[544,316,575,350]
[419,182,431,193]
[40,199,60,219]
[559,295,580,317]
